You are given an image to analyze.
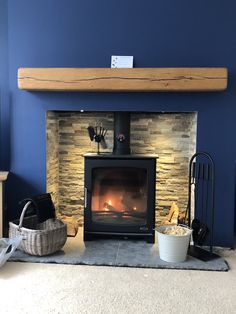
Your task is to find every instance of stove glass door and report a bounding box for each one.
[91,167,147,225]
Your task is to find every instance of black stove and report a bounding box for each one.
[83,113,157,243]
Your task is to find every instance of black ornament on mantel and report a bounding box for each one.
[87,124,107,154]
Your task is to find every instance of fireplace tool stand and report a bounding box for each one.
[185,152,220,261]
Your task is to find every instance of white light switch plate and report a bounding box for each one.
[111,56,134,68]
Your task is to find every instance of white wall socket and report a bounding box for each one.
[111,56,134,68]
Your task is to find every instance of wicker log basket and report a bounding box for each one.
[9,201,67,256]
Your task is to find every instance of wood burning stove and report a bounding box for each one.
[84,155,156,242]
[84,112,157,243]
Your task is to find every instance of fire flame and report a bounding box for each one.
[104,199,112,211]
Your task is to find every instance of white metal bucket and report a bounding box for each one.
[156,225,192,263]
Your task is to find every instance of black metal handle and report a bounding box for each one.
[84,187,88,208]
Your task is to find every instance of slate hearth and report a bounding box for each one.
[9,228,228,271]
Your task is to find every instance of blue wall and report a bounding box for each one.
[0,0,10,169]
[1,0,236,246]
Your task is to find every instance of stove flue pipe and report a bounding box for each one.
[113,112,131,155]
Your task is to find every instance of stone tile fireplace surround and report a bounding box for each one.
[46,111,197,227]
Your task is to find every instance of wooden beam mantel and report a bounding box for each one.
[18,67,228,92]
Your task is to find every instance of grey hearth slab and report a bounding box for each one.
[9,228,229,271]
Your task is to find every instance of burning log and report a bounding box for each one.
[102,202,146,219]
[103,202,117,212]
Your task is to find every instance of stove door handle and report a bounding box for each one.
[84,187,88,208]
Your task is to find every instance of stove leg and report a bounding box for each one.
[84,233,93,241]
[146,235,155,244]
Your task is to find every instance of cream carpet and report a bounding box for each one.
[0,249,236,314]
